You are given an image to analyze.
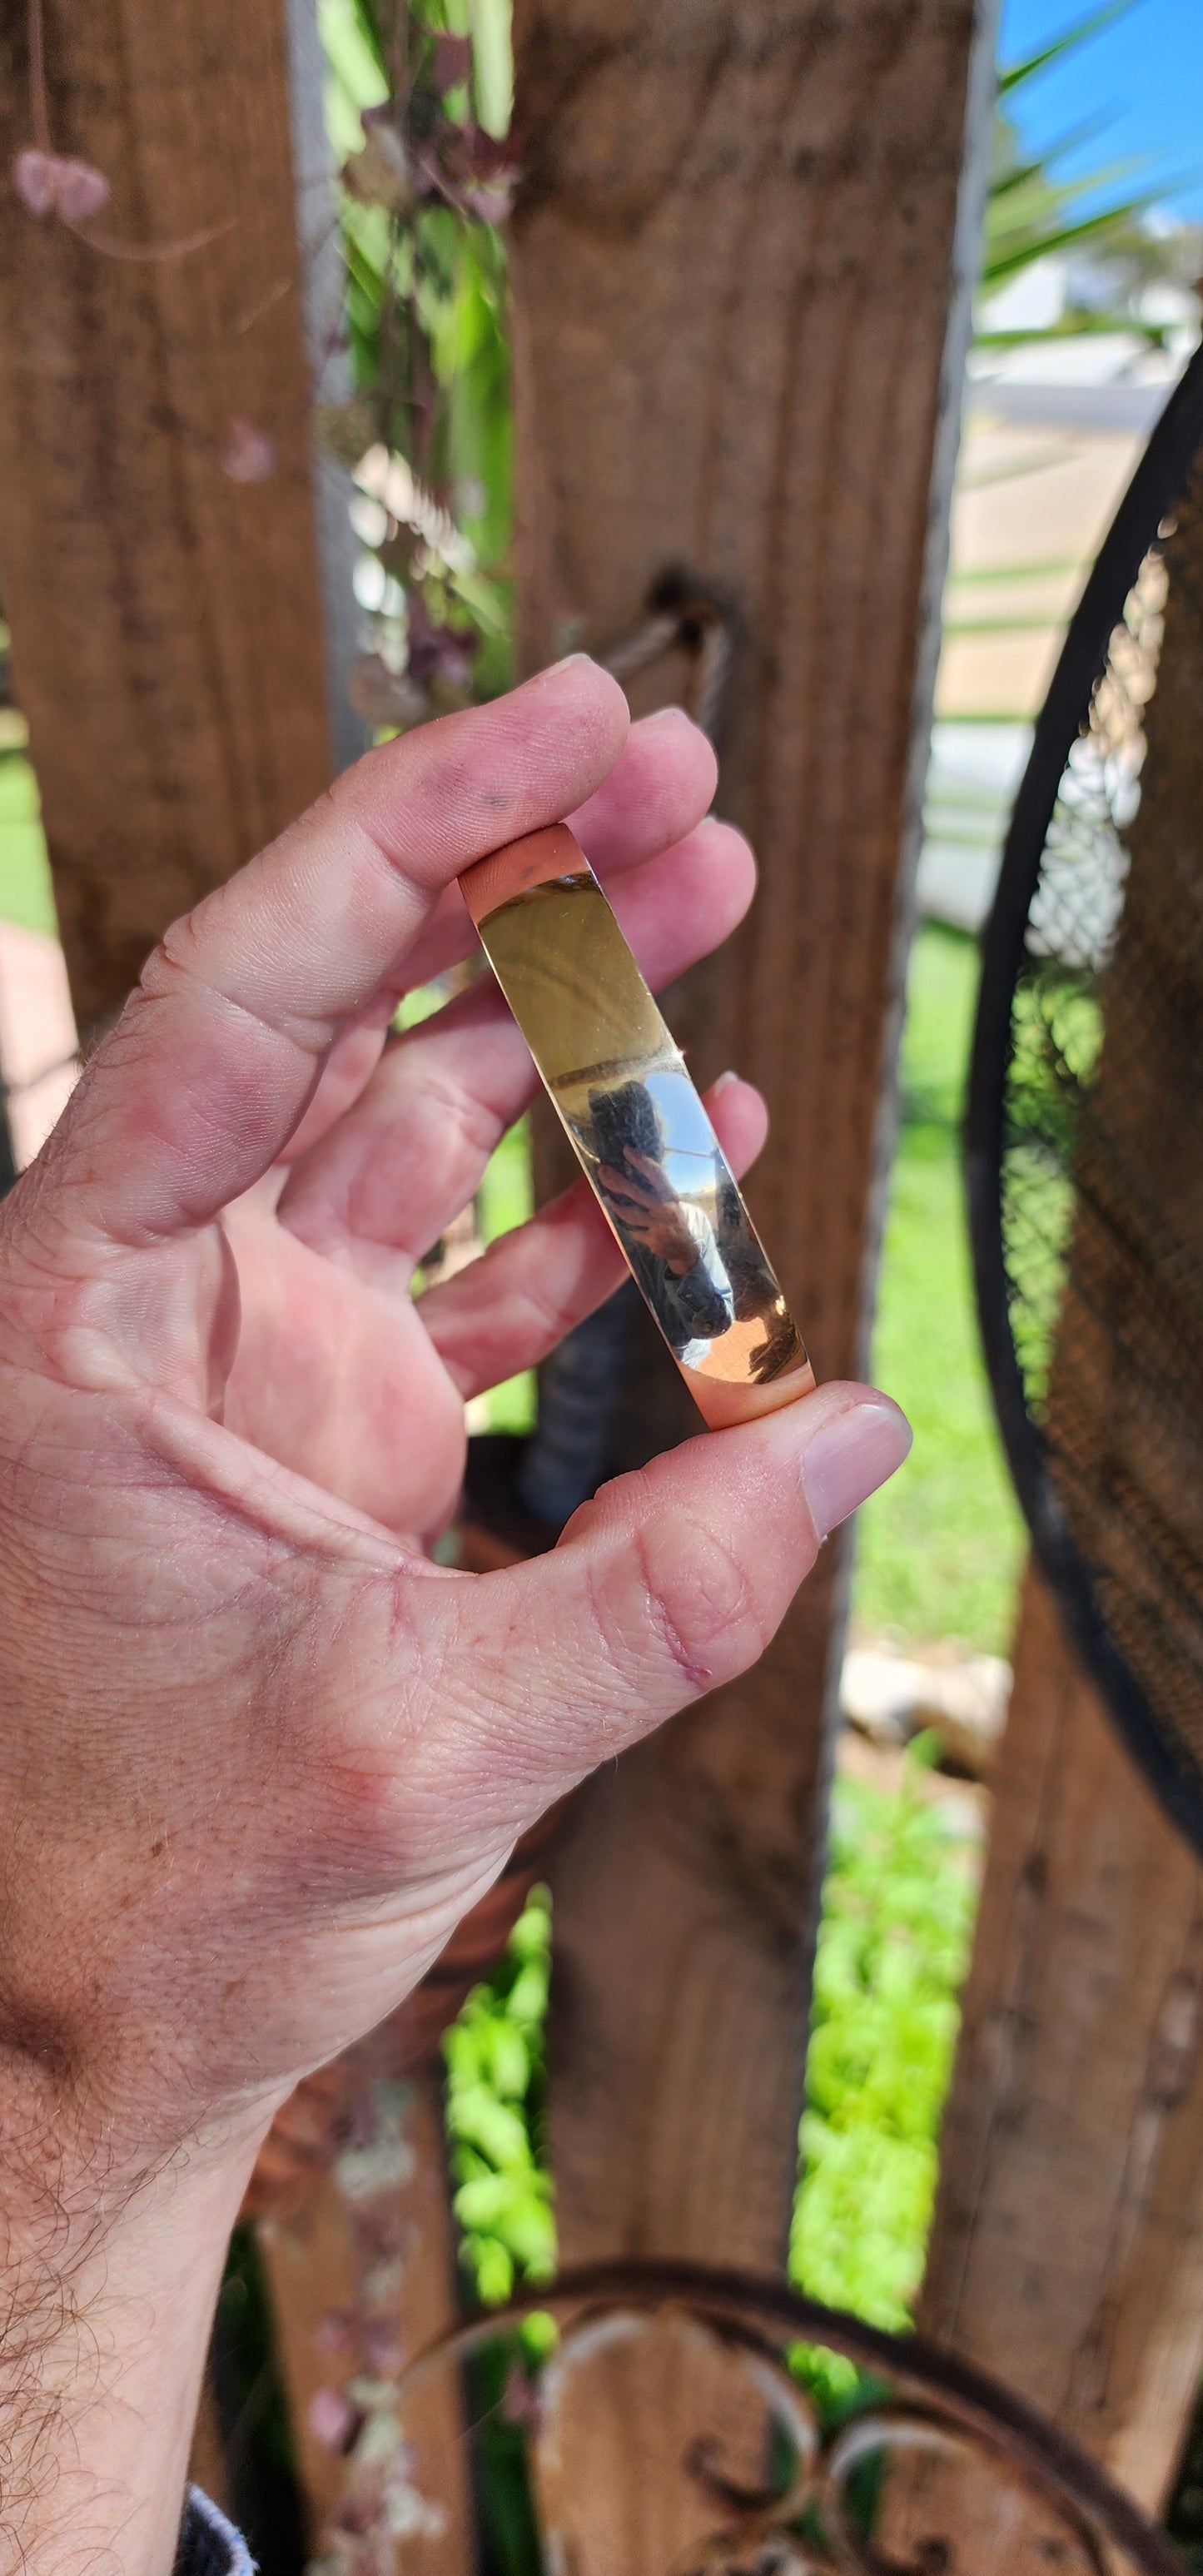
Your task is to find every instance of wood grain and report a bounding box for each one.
[921,1569,1203,2512]
[0,0,331,1027]
[509,2,997,2561]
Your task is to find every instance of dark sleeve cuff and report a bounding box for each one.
[175,2485,256,2576]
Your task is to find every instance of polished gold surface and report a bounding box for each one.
[460,823,815,1429]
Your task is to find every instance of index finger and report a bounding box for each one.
[35,658,628,1248]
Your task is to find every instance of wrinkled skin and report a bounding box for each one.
[0,663,907,2570]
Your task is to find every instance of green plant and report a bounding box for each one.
[443,1887,556,2305]
[319,0,516,721]
[790,1750,978,2340]
[980,2,1187,352]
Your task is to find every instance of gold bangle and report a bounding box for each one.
[460,823,815,1430]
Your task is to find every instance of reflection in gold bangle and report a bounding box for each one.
[460,823,815,1430]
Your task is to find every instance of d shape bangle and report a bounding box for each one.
[460,823,816,1430]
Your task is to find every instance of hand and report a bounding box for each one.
[0,659,910,2569]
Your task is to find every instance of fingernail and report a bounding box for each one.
[530,649,599,679]
[711,1068,740,1095]
[643,703,689,726]
[801,1400,912,1541]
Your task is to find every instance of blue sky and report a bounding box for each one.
[999,0,1203,221]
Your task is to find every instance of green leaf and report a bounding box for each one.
[319,0,389,121]
[466,2233,515,2304]
[793,1748,978,2332]
[983,191,1167,291]
[997,0,1139,101]
[987,117,1112,201]
[443,1889,557,2304]
[469,0,514,138]
[447,2081,533,2169]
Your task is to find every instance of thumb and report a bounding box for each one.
[417,1382,912,1812]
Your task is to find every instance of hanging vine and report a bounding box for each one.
[318,0,519,734]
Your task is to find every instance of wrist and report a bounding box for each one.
[0,2122,255,2576]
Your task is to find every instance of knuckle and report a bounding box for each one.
[380,1056,500,1212]
[628,1504,768,1696]
[142,913,216,1005]
[412,1062,498,1169]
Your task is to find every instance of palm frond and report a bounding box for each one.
[997,0,1141,100]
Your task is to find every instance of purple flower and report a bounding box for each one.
[12,149,110,222]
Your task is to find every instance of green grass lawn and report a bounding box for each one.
[851,922,1024,1656]
[793,923,1013,2336]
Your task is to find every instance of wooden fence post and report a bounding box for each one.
[0,0,358,2521]
[509,2,997,2559]
[0,0,332,1028]
[921,1569,1203,2511]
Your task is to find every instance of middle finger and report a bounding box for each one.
[275,705,719,1165]
[370,702,719,996]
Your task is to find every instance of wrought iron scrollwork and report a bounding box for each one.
[393,2262,1181,2576]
